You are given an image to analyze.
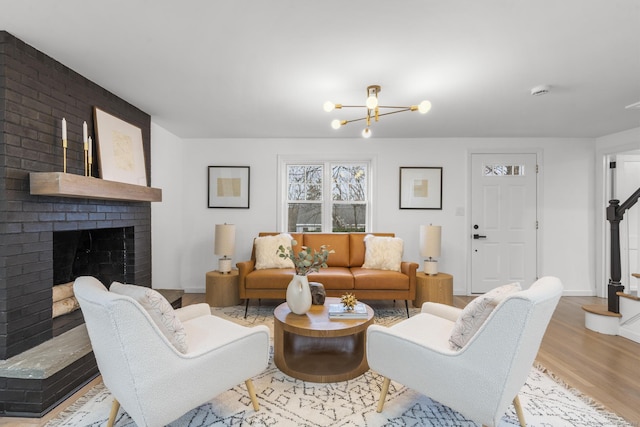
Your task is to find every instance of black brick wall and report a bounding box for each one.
[1,29,153,365]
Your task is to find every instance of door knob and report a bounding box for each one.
[473,234,487,239]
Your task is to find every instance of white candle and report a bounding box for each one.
[88,136,92,161]
[83,121,88,143]
[62,118,67,140]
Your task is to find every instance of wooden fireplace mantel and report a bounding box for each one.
[29,172,162,202]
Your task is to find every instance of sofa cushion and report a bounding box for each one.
[362,234,404,272]
[254,233,295,270]
[307,267,354,289]
[109,282,188,353]
[302,233,350,267]
[349,233,395,267]
[351,267,409,290]
[245,269,296,289]
[449,282,522,350]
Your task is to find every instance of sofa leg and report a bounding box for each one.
[405,300,410,317]
[244,299,250,318]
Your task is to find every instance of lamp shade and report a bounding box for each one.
[419,225,441,258]
[214,224,235,257]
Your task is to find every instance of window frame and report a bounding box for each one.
[277,154,375,233]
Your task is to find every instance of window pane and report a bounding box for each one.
[288,183,305,201]
[307,185,322,200]
[287,203,322,233]
[332,164,367,201]
[287,165,323,201]
[332,204,366,232]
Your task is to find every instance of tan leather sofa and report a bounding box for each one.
[237,232,418,316]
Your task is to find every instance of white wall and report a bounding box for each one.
[150,123,184,289]
[151,129,596,296]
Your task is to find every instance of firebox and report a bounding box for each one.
[51,227,135,336]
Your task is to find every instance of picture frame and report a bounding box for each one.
[94,107,147,186]
[208,166,250,208]
[399,167,443,209]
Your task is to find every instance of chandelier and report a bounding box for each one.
[323,85,431,138]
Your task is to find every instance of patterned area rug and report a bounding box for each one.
[45,301,631,427]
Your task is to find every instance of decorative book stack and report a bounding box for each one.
[328,303,368,319]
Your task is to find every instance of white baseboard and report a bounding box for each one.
[184,287,205,294]
[561,290,598,297]
[619,327,640,344]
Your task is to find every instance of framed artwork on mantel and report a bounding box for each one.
[208,166,250,208]
[399,167,443,209]
[94,107,147,186]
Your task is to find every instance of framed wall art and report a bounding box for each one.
[94,107,147,186]
[399,167,442,209]
[208,166,250,208]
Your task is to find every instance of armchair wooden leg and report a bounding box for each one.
[107,399,120,427]
[245,379,260,411]
[513,395,526,427]
[376,377,391,413]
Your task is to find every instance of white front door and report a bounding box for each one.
[615,154,640,291]
[470,153,538,293]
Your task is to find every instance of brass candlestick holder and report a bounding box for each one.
[88,136,93,177]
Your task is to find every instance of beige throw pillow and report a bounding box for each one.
[254,233,295,270]
[362,234,403,272]
[449,282,522,350]
[109,282,188,353]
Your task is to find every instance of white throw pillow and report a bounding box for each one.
[362,234,403,272]
[109,282,188,353]
[449,282,521,350]
[254,233,295,270]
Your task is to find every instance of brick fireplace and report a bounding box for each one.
[0,31,154,416]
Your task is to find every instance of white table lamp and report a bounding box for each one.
[420,225,441,276]
[214,223,235,274]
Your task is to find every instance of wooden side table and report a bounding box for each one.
[413,272,453,307]
[205,270,240,307]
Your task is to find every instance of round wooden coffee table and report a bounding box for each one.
[273,297,374,383]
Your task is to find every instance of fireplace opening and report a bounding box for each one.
[52,226,135,336]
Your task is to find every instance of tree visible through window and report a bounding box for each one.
[285,162,369,233]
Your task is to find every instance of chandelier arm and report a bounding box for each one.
[338,108,416,126]
[375,108,413,118]
[335,105,413,110]
[341,116,370,125]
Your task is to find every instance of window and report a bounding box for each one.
[282,160,370,233]
[483,164,526,176]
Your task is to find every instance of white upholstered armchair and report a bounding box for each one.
[74,276,270,427]
[366,276,563,427]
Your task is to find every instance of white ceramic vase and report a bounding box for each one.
[286,274,312,315]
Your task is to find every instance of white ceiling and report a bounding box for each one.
[1,0,639,139]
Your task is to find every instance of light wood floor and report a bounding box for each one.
[2,295,639,426]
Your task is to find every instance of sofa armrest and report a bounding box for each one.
[401,261,419,300]
[236,259,255,298]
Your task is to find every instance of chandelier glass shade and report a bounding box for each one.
[324,85,431,137]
